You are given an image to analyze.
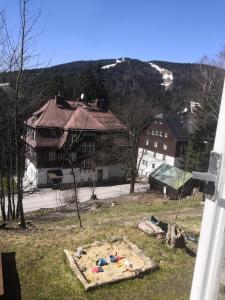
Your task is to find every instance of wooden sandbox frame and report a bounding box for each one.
[64,237,158,291]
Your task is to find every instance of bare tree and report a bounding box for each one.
[115,81,154,194]
[0,0,41,226]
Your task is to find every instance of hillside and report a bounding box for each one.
[5,57,224,114]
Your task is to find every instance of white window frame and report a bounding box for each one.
[154,142,158,148]
[163,143,167,150]
[165,132,168,138]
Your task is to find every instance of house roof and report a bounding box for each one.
[154,112,188,139]
[149,163,192,190]
[64,107,126,131]
[27,99,74,128]
[27,98,126,132]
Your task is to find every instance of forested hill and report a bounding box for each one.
[17,57,225,113]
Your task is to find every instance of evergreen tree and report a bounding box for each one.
[76,64,108,102]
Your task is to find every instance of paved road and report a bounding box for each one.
[20,183,148,213]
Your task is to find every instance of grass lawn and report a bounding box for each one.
[0,192,203,300]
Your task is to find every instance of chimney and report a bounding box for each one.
[55,93,65,107]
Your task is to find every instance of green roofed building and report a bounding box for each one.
[148,163,194,199]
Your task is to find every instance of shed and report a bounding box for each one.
[148,163,193,199]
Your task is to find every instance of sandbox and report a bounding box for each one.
[64,237,158,291]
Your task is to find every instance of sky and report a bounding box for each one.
[3,0,225,66]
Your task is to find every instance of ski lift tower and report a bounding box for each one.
[190,78,225,300]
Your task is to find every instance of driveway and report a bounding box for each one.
[21,183,148,213]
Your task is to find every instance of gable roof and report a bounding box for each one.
[27,99,126,132]
[154,112,188,139]
[149,163,192,190]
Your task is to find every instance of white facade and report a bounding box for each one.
[138,148,181,178]
[24,158,124,188]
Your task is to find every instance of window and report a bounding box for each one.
[81,160,86,169]
[163,154,166,161]
[144,149,148,154]
[85,160,92,169]
[165,132,168,138]
[155,130,159,136]
[154,142,158,148]
[152,163,155,169]
[71,134,78,144]
[57,152,63,161]
[81,142,95,153]
[49,151,56,161]
[83,132,96,137]
[153,152,156,158]
[71,152,76,161]
[80,160,95,170]
[152,130,155,135]
[159,120,163,125]
[86,142,95,153]
[163,144,167,150]
[28,127,36,139]
[145,139,149,146]
[159,131,163,137]
[80,142,86,153]
[142,160,148,166]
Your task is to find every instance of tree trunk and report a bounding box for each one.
[6,172,12,220]
[11,176,15,219]
[0,174,6,221]
[70,165,83,228]
[17,165,26,229]
[129,175,135,194]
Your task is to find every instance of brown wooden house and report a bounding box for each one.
[23,96,127,188]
